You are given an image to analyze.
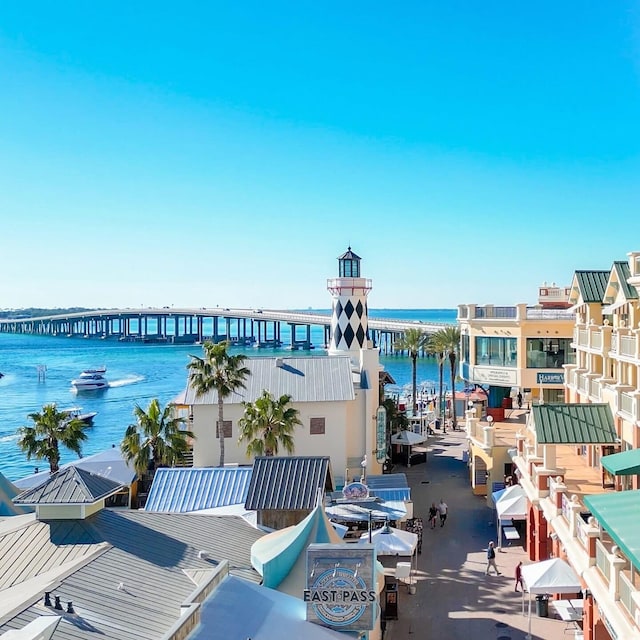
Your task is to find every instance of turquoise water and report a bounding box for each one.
[0,308,456,481]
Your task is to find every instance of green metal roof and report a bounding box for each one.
[612,261,638,300]
[584,490,640,569]
[532,404,617,444]
[574,270,609,303]
[601,448,640,476]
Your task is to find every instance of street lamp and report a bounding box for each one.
[487,415,494,426]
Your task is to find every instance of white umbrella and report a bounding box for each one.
[390,430,427,446]
[494,484,527,548]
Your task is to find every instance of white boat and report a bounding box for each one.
[61,407,98,425]
[71,367,109,391]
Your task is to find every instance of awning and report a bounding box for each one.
[326,500,406,522]
[391,430,427,446]
[602,300,627,315]
[601,448,640,476]
[584,490,640,569]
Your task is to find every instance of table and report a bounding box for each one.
[550,599,584,633]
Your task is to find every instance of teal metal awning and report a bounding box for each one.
[532,404,617,445]
[601,448,640,476]
[584,490,640,569]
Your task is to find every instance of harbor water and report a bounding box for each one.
[0,308,456,481]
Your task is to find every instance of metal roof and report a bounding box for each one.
[601,448,640,476]
[338,246,361,261]
[366,474,409,489]
[244,456,332,511]
[144,467,253,513]
[612,260,638,300]
[368,488,411,501]
[325,500,406,522]
[183,355,356,405]
[532,404,617,445]
[0,509,264,640]
[13,467,123,505]
[573,270,609,303]
[584,490,640,570]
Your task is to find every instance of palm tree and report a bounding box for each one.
[431,326,462,427]
[238,390,301,457]
[187,340,250,467]
[120,398,193,478]
[428,332,447,424]
[395,328,430,412]
[17,403,89,473]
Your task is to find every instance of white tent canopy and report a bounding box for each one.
[494,484,527,548]
[520,558,582,640]
[391,430,427,446]
[358,524,418,556]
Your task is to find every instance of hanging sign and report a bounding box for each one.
[376,405,387,462]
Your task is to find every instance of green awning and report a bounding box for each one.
[601,448,640,476]
[532,404,617,445]
[584,490,640,569]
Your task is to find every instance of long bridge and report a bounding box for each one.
[0,308,453,352]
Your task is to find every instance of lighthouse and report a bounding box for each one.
[327,247,372,355]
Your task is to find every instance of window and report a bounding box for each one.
[474,337,517,368]
[310,417,325,435]
[525,338,575,368]
[216,420,232,438]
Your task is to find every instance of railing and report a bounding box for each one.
[620,392,635,419]
[577,374,589,393]
[577,329,589,347]
[525,308,576,320]
[592,331,602,350]
[589,378,602,400]
[596,539,611,581]
[619,571,636,619]
[619,334,637,358]
[474,306,517,319]
[561,493,571,522]
[576,518,588,547]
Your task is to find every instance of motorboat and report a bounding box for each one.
[61,407,98,425]
[71,367,108,391]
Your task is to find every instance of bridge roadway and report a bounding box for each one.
[0,307,453,350]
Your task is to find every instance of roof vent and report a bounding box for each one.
[44,592,52,607]
[54,596,63,611]
[66,601,75,614]
[275,358,284,368]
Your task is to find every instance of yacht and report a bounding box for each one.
[61,407,98,425]
[71,367,108,391]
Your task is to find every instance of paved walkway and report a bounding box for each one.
[384,429,574,640]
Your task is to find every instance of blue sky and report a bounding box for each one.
[1,2,640,310]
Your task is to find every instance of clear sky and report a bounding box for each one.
[2,3,640,310]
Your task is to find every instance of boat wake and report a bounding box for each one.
[0,433,18,444]
[108,375,145,388]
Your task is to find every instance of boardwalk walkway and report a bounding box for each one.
[385,429,572,640]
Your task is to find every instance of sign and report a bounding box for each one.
[305,544,377,631]
[342,481,369,501]
[536,372,564,385]
[376,405,387,462]
[470,366,518,386]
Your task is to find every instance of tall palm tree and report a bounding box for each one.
[395,328,430,412]
[238,390,301,457]
[187,340,250,467]
[431,326,462,427]
[428,332,447,423]
[17,403,89,473]
[120,398,193,478]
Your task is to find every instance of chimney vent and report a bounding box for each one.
[54,595,63,610]
[67,601,75,614]
[44,592,52,607]
[275,358,284,368]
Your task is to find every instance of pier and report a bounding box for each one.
[0,308,452,353]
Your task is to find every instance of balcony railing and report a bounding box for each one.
[620,334,637,358]
[589,378,602,400]
[577,374,589,393]
[596,539,611,581]
[619,571,637,621]
[474,306,517,319]
[577,329,589,347]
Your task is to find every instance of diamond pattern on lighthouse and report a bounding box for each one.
[330,296,369,351]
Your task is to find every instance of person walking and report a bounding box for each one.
[438,498,448,527]
[428,503,438,529]
[486,541,501,575]
[514,561,524,591]
[517,391,523,409]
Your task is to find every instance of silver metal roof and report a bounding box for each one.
[244,456,332,511]
[144,467,253,513]
[0,510,264,639]
[365,474,409,489]
[183,355,356,405]
[13,467,123,505]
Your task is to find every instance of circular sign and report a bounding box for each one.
[306,567,375,627]
[342,482,369,501]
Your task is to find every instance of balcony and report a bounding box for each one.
[589,378,602,401]
[611,332,639,360]
[575,326,612,354]
[619,392,640,423]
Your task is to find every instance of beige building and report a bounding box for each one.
[458,290,575,496]
[184,249,384,487]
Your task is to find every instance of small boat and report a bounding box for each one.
[71,367,109,391]
[61,407,98,425]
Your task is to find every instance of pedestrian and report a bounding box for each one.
[514,561,524,591]
[486,541,501,575]
[428,503,438,529]
[517,392,523,409]
[438,498,448,527]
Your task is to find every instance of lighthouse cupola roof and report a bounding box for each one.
[338,246,361,278]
